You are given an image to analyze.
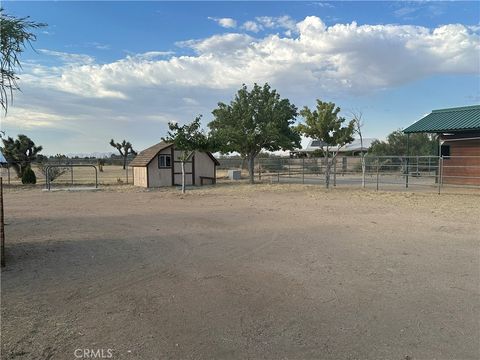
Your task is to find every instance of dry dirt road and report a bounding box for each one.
[1,184,479,359]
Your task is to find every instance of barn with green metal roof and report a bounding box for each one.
[404,105,480,185]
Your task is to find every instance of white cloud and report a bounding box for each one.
[255,16,296,31]
[242,21,262,33]
[6,16,479,153]
[38,49,95,65]
[25,18,480,98]
[208,17,237,28]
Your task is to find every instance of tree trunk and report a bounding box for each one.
[325,158,330,189]
[181,160,186,194]
[248,156,255,184]
[123,156,127,170]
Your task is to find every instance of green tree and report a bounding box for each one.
[209,83,300,184]
[163,116,211,194]
[1,9,46,113]
[369,130,437,157]
[1,134,42,177]
[297,100,355,188]
[109,139,137,169]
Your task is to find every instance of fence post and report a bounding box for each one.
[376,159,379,191]
[302,157,305,184]
[71,165,74,185]
[258,160,262,181]
[1,177,5,267]
[405,157,409,189]
[126,165,129,184]
[277,170,280,183]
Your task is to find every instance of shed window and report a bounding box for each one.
[158,154,171,168]
[440,144,450,158]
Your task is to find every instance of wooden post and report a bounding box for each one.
[376,159,380,191]
[1,177,5,267]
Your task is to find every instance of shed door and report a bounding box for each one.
[173,154,194,186]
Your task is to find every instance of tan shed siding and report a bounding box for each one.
[133,167,148,187]
[147,147,173,187]
[442,138,480,185]
[194,151,216,184]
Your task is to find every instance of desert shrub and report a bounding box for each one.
[38,162,69,182]
[21,167,36,184]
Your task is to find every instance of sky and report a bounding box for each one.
[1,1,479,155]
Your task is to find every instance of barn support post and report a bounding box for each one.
[406,133,410,188]
[438,156,443,194]
[1,177,5,267]
[436,135,441,184]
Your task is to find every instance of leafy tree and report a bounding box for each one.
[1,134,42,177]
[297,100,355,188]
[163,116,211,194]
[369,130,437,157]
[109,139,137,169]
[0,9,46,113]
[209,83,300,184]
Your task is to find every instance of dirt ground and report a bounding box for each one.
[1,184,479,359]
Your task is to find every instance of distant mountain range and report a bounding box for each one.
[64,152,115,158]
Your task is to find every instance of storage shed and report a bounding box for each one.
[404,105,480,185]
[129,141,219,188]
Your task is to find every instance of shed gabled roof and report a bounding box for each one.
[128,141,220,167]
[128,141,172,167]
[403,105,480,134]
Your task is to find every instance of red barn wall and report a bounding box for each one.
[441,135,480,185]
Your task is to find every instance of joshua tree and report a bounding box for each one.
[1,134,42,177]
[109,139,137,169]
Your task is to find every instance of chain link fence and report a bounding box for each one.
[1,155,479,193]
[217,155,480,193]
[0,158,133,187]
